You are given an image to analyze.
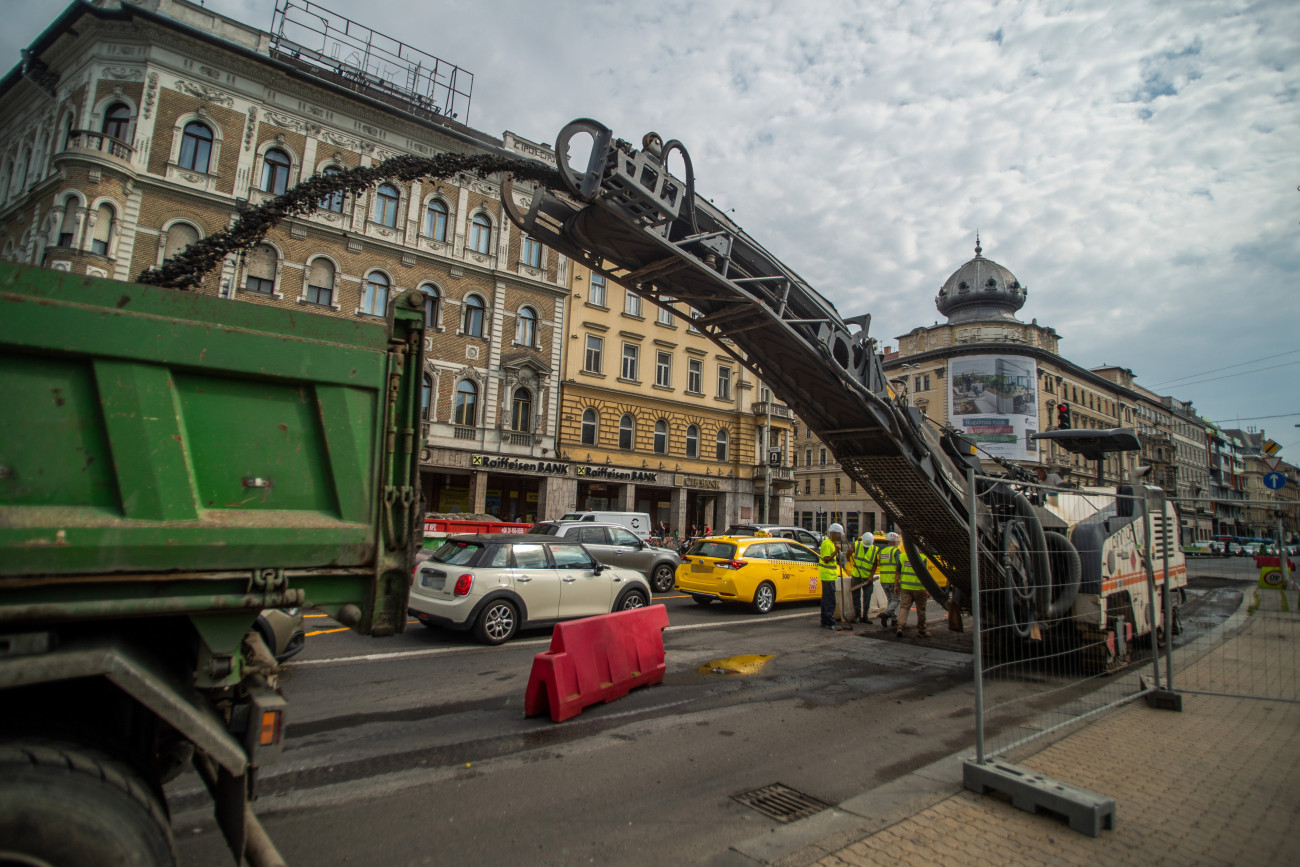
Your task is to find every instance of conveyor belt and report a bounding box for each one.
[502,121,1008,600]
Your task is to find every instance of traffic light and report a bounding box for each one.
[1056,403,1071,430]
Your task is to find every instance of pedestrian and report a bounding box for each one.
[895,541,931,638]
[849,531,884,623]
[818,523,848,630]
[877,532,902,629]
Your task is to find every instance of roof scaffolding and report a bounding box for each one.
[268,0,473,124]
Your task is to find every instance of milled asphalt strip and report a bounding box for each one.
[292,610,818,668]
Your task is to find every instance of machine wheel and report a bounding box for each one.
[751,582,776,614]
[473,600,519,645]
[0,741,176,867]
[692,595,715,605]
[650,563,676,593]
[617,589,648,611]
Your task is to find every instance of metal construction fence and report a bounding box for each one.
[960,470,1299,833]
[964,472,1179,765]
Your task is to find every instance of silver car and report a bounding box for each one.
[408,534,652,645]
[527,521,681,593]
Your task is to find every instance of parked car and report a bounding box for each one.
[527,521,681,592]
[557,510,654,541]
[676,535,823,613]
[725,524,824,549]
[409,534,652,645]
[255,608,306,663]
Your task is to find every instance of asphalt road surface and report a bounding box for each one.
[172,568,1242,866]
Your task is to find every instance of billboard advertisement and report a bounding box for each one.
[948,355,1038,461]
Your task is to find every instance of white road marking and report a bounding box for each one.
[292,610,818,667]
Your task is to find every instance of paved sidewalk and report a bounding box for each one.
[719,595,1300,866]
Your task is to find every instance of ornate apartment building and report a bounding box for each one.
[1,0,799,529]
[556,264,796,532]
[0,0,577,523]
[881,241,1142,486]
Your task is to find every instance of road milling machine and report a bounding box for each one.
[502,119,1185,671]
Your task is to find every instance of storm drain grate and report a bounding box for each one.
[732,783,832,823]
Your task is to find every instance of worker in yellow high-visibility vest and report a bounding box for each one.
[848,531,884,623]
[876,532,902,629]
[818,523,848,630]
[894,543,931,638]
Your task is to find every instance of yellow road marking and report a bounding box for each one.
[305,627,352,637]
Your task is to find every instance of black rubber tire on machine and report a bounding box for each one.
[0,741,177,867]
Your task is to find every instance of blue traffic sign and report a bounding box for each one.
[1263,472,1285,490]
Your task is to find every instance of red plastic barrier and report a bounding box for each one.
[524,604,670,722]
[1254,555,1297,571]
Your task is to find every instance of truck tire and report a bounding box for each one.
[0,741,176,867]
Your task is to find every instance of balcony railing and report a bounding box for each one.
[63,130,134,162]
[750,401,793,420]
[453,426,477,440]
[752,465,794,483]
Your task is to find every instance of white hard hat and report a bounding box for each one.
[886,532,901,543]
[828,523,844,534]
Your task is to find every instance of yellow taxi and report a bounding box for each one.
[676,535,824,613]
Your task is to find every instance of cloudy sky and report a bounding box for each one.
[4,0,1298,448]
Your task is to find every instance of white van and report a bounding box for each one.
[559,511,653,541]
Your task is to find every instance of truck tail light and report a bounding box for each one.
[259,709,283,747]
[453,573,473,596]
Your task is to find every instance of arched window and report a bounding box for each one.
[685,424,700,459]
[581,408,598,445]
[163,223,199,266]
[178,122,213,172]
[420,285,440,328]
[462,294,485,337]
[515,306,537,346]
[317,166,344,212]
[373,183,400,227]
[421,374,432,420]
[522,235,542,268]
[362,271,389,317]
[103,103,133,141]
[57,197,79,247]
[306,257,335,306]
[245,244,277,294]
[619,414,635,450]
[653,419,668,455]
[90,204,115,256]
[511,388,532,433]
[453,379,478,426]
[425,199,448,241]
[715,429,729,462]
[469,214,492,254]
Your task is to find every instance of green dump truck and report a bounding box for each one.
[0,262,424,866]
